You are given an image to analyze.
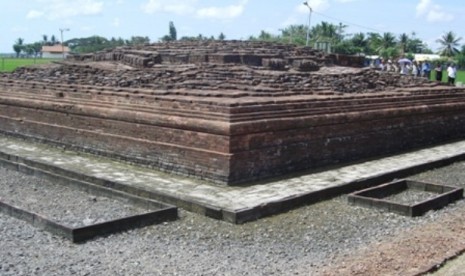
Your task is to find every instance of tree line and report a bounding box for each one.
[249,22,464,66]
[11,21,465,67]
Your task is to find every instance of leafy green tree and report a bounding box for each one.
[169,21,177,41]
[128,36,150,45]
[333,40,360,55]
[258,30,274,40]
[13,38,24,57]
[24,44,35,57]
[218,32,226,40]
[31,42,43,57]
[456,54,465,69]
[67,36,110,53]
[179,34,211,41]
[377,47,398,60]
[436,31,462,57]
[161,21,177,42]
[280,24,307,44]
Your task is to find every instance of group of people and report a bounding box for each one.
[376,59,458,85]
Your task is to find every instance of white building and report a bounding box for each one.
[413,54,440,62]
[41,44,70,59]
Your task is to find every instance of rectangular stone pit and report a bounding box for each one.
[348,179,463,216]
[0,161,177,243]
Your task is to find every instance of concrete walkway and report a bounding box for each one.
[1,135,465,223]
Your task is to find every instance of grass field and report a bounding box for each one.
[431,69,465,84]
[456,70,465,83]
[0,58,59,72]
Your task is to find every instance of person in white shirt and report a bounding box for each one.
[411,62,418,77]
[447,63,457,85]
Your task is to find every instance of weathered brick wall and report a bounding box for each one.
[227,101,465,183]
[0,103,232,183]
[0,41,462,185]
[1,79,465,184]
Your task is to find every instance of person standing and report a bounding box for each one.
[422,61,431,80]
[447,63,457,85]
[434,63,443,82]
[400,63,409,75]
[411,61,418,77]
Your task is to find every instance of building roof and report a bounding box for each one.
[41,44,70,53]
[414,54,440,62]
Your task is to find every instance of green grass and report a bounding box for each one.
[457,71,465,83]
[0,58,59,72]
[431,69,465,84]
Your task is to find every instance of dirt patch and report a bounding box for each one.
[319,206,465,275]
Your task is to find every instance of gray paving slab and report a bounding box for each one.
[1,135,465,223]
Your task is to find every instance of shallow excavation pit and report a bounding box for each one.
[0,162,178,243]
[348,179,463,217]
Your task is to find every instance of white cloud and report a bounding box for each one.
[416,0,454,22]
[26,10,44,19]
[141,0,197,15]
[27,0,103,20]
[426,7,454,22]
[416,0,431,16]
[196,1,247,19]
[142,0,248,19]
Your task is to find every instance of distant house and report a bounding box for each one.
[41,44,70,59]
[413,54,440,62]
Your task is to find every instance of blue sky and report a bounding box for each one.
[1,0,464,53]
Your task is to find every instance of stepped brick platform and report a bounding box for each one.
[1,41,464,185]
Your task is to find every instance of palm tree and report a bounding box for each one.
[398,33,409,55]
[42,34,48,45]
[436,31,462,57]
[312,21,339,43]
[50,35,58,45]
[280,25,307,44]
[336,22,347,42]
[376,32,397,53]
[351,32,368,54]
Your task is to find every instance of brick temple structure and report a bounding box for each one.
[1,41,464,185]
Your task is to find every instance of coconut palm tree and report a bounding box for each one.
[436,31,462,57]
[50,35,58,45]
[351,32,369,54]
[312,21,339,43]
[398,33,409,55]
[376,32,397,53]
[42,34,48,45]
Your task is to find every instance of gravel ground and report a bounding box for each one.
[384,189,439,205]
[1,162,465,276]
[0,169,156,228]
